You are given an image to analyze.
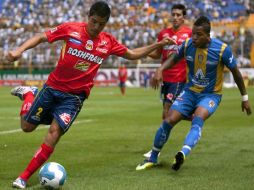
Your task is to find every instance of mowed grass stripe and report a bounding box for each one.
[0,86,253,190]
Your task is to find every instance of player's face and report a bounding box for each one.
[87,15,108,38]
[171,9,185,30]
[192,25,210,48]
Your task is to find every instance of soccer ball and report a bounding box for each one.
[39,162,67,189]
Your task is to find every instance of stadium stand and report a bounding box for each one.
[0,0,253,69]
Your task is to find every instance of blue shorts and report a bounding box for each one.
[160,82,185,104]
[24,85,86,133]
[119,81,126,88]
[171,89,222,118]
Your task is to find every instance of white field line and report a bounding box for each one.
[0,119,93,135]
[0,117,20,120]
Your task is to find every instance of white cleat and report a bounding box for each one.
[143,150,161,159]
[11,86,38,100]
[12,177,26,189]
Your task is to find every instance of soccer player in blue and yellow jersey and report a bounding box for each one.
[136,16,252,171]
[143,4,192,159]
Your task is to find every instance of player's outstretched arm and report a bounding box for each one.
[151,53,180,89]
[148,48,162,59]
[7,33,48,62]
[230,66,252,115]
[122,37,176,60]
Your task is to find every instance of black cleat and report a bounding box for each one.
[171,151,185,171]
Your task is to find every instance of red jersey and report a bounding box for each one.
[158,25,192,82]
[45,22,127,97]
[118,66,127,82]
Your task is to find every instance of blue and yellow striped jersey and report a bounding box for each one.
[177,38,237,94]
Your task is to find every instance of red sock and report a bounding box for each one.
[20,92,35,116]
[20,143,54,181]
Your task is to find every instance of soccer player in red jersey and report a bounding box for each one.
[7,1,176,189]
[143,4,192,159]
[150,4,192,119]
[118,64,128,95]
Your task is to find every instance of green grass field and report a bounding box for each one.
[0,86,253,190]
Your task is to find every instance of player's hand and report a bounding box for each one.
[151,67,163,89]
[159,37,177,46]
[6,50,22,62]
[241,100,252,115]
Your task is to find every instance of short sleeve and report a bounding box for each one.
[174,40,186,60]
[109,36,127,56]
[45,23,69,43]
[221,45,237,69]
[157,31,163,42]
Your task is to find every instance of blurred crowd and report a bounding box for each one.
[0,0,253,69]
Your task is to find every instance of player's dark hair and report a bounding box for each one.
[194,16,211,34]
[89,1,111,21]
[171,4,186,16]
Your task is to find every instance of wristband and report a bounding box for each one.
[242,95,248,101]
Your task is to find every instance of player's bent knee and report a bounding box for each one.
[20,120,37,132]
[164,114,179,126]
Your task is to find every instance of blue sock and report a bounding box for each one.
[150,121,173,162]
[150,150,160,163]
[182,116,204,156]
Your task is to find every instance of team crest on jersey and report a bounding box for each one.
[59,113,71,125]
[209,100,215,108]
[85,40,93,50]
[198,54,204,64]
[74,60,90,71]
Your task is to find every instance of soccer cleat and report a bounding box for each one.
[171,151,185,171]
[11,86,38,100]
[12,177,26,189]
[136,160,157,171]
[143,150,161,159]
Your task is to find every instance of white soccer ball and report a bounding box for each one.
[39,162,67,189]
